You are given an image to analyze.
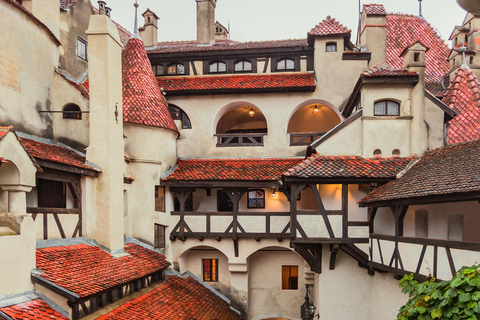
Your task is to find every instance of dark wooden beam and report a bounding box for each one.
[342,184,348,238]
[329,244,339,270]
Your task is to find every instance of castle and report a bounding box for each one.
[0,0,480,319]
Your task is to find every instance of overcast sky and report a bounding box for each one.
[107,0,467,46]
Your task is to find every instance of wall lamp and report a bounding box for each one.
[272,188,277,198]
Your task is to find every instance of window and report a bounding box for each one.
[217,190,233,212]
[235,60,252,72]
[282,266,298,290]
[203,259,218,282]
[209,61,226,73]
[152,64,164,76]
[174,193,193,211]
[168,105,192,129]
[154,224,166,249]
[167,63,185,75]
[155,186,165,212]
[37,179,65,208]
[77,37,87,61]
[247,189,265,209]
[63,104,82,120]
[326,42,337,52]
[277,58,295,71]
[374,100,400,116]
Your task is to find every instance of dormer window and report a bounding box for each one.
[209,61,226,73]
[326,42,337,52]
[167,63,185,75]
[77,37,87,61]
[277,58,295,71]
[374,100,400,116]
[152,64,164,76]
[234,60,252,72]
[63,104,82,120]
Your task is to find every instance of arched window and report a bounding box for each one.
[152,64,164,76]
[63,104,82,120]
[276,58,295,71]
[209,61,226,73]
[448,213,464,241]
[168,104,192,129]
[167,63,185,75]
[373,149,382,157]
[374,100,400,116]
[392,149,401,156]
[247,189,265,209]
[234,60,252,72]
[415,209,428,238]
[326,42,337,52]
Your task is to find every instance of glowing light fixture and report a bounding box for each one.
[249,108,255,117]
[312,105,319,115]
[272,188,277,198]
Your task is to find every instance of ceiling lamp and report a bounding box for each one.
[272,188,277,198]
[312,105,320,115]
[249,108,255,117]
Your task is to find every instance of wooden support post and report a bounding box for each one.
[289,184,304,240]
[342,184,348,238]
[234,239,239,257]
[43,213,48,240]
[368,207,378,234]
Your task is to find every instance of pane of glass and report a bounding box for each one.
[282,266,289,289]
[209,63,217,73]
[167,65,176,74]
[177,64,185,74]
[286,59,294,70]
[244,61,252,71]
[235,62,242,71]
[155,186,165,212]
[374,101,386,115]
[278,59,286,70]
[219,62,226,72]
[326,42,337,52]
[387,101,399,116]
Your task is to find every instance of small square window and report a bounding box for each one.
[203,259,218,282]
[247,189,265,209]
[155,186,165,212]
[77,37,87,61]
[282,266,298,290]
[154,224,166,249]
[326,42,337,52]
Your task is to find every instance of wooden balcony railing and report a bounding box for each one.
[370,233,480,281]
[215,133,266,147]
[289,132,325,146]
[27,207,82,240]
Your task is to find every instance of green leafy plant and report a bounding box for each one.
[398,266,480,320]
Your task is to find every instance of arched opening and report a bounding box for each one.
[287,103,341,146]
[0,161,20,186]
[63,104,82,120]
[215,104,267,147]
[168,104,191,129]
[373,149,382,157]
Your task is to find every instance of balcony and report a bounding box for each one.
[215,133,266,147]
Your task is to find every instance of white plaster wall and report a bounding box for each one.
[315,116,363,156]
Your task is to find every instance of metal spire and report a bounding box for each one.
[418,0,423,17]
[132,0,141,39]
[460,45,469,69]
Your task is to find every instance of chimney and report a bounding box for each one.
[401,41,428,155]
[359,4,387,67]
[85,11,125,253]
[139,9,159,47]
[196,0,216,45]
[98,0,106,15]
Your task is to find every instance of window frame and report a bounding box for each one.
[209,61,227,74]
[373,100,400,116]
[152,64,164,76]
[155,186,165,212]
[326,41,337,52]
[77,37,88,62]
[167,63,186,75]
[234,60,253,73]
[203,258,219,282]
[154,224,166,249]
[281,265,298,290]
[168,105,192,129]
[275,58,296,72]
[247,189,265,209]
[63,104,82,120]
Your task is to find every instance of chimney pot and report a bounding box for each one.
[98,1,106,15]
[105,6,112,17]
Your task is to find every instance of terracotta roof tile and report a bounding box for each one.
[363,4,387,16]
[98,275,241,320]
[20,137,98,172]
[285,156,415,179]
[122,38,178,132]
[360,139,480,204]
[147,39,308,54]
[157,73,316,93]
[165,158,302,181]
[308,16,351,37]
[36,243,170,298]
[4,0,60,46]
[386,14,450,86]
[361,64,418,78]
[443,67,480,144]
[0,299,68,320]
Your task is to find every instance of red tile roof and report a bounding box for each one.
[284,156,415,179]
[20,137,98,172]
[82,77,89,92]
[56,71,89,98]
[363,4,387,15]
[308,16,351,37]
[98,275,241,320]
[386,14,450,87]
[360,139,480,205]
[165,158,302,182]
[122,38,178,132]
[443,67,480,144]
[147,39,308,54]
[157,73,316,94]
[0,299,68,320]
[361,64,418,78]
[4,0,60,46]
[36,243,170,298]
